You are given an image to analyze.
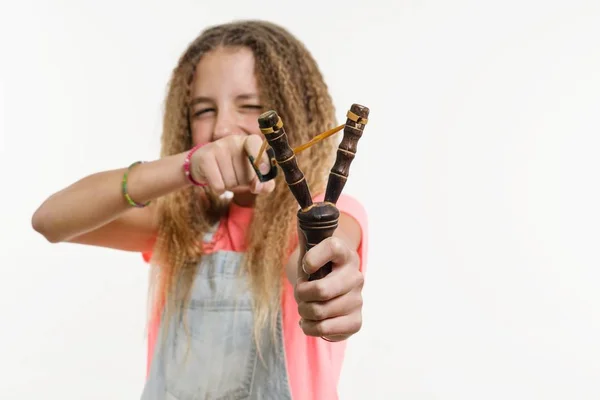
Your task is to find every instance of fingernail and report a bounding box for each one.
[302,262,308,275]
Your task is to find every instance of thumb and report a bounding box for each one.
[296,225,309,282]
[243,134,271,173]
[244,134,277,194]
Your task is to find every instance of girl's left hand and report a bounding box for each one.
[294,236,364,342]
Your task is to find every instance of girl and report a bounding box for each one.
[32,20,368,400]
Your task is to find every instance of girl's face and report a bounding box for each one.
[189,46,264,146]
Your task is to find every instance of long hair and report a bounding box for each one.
[149,20,338,346]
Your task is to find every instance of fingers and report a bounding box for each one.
[301,237,356,278]
[296,236,359,292]
[242,134,275,194]
[297,289,362,321]
[243,134,270,180]
[295,227,308,279]
[190,134,276,195]
[243,134,271,171]
[241,134,263,178]
[295,265,364,303]
[294,236,364,342]
[231,142,258,193]
[192,147,225,193]
[299,312,362,338]
[294,236,365,341]
[215,142,240,194]
[295,237,363,303]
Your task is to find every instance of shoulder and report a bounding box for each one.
[334,194,368,235]
[314,193,368,243]
[311,193,369,273]
[313,193,367,228]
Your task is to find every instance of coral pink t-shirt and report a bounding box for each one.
[142,193,368,400]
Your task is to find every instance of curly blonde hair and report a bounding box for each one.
[148,20,339,344]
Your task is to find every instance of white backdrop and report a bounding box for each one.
[2,0,600,399]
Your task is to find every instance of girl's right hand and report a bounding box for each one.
[190,134,276,195]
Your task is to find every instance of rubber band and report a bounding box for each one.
[293,124,344,154]
[346,110,368,125]
[259,117,283,134]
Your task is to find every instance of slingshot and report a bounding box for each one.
[248,104,369,281]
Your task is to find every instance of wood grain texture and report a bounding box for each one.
[325,104,370,204]
[258,104,369,280]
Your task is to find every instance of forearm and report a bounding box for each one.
[32,152,191,242]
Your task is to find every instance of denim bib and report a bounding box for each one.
[140,248,293,400]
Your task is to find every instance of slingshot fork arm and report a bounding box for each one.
[254,104,370,280]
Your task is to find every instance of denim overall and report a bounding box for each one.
[140,236,293,400]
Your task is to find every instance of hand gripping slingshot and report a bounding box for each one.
[248,104,370,281]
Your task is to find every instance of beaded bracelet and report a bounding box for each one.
[122,161,151,208]
[183,143,207,187]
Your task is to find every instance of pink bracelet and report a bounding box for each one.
[184,143,207,187]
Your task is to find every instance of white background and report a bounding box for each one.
[2,0,600,399]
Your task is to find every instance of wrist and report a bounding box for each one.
[184,143,208,187]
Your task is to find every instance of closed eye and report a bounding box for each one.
[241,105,263,111]
[192,108,215,117]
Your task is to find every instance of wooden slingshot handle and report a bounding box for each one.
[257,104,369,281]
[297,203,340,280]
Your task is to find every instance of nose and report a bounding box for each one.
[212,109,238,141]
